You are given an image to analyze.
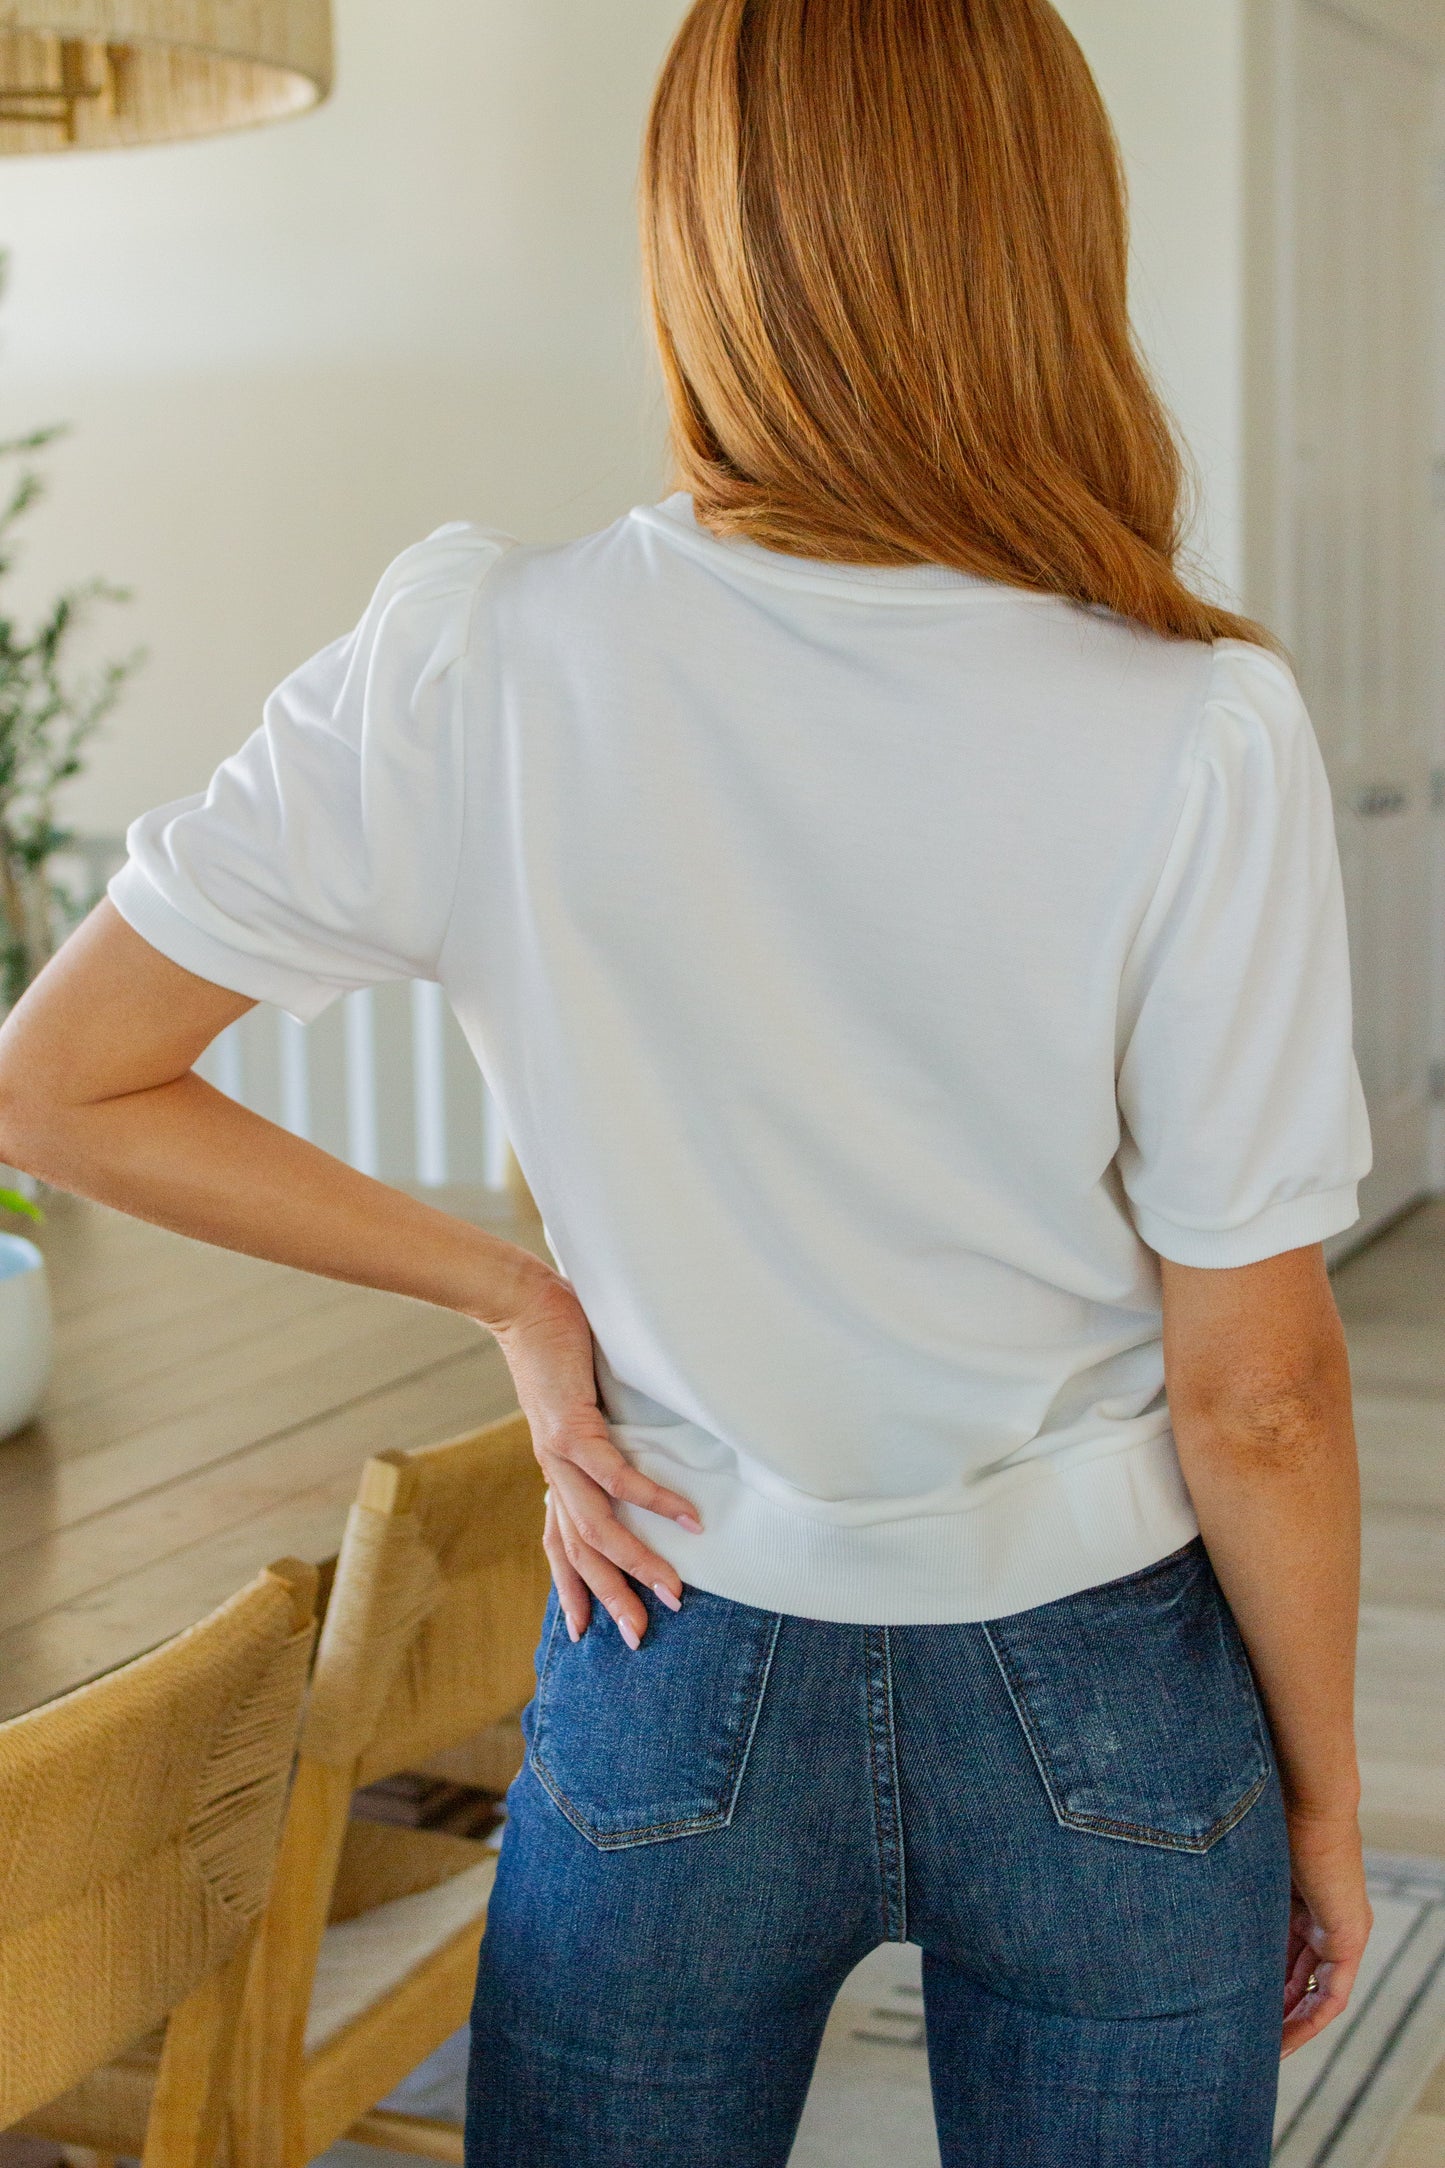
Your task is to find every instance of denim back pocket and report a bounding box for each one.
[983,1539,1271,1854]
[528,1585,783,1851]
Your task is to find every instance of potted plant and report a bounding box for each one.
[0,1185,49,1438]
[0,295,143,1438]
[0,417,143,1006]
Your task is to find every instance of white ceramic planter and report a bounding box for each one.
[0,1234,53,1439]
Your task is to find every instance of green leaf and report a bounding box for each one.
[0,1186,42,1224]
[0,402,145,997]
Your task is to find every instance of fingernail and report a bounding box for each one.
[653,1582,682,1612]
[566,1614,581,1643]
[618,1618,642,1651]
[678,1514,704,1535]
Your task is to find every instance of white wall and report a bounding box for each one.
[1056,0,1249,602]
[0,0,1247,835]
[0,0,691,831]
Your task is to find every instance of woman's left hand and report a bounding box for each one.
[488,1264,701,1650]
[1280,1807,1373,2057]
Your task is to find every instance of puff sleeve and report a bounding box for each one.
[1116,641,1372,1267]
[108,524,510,1025]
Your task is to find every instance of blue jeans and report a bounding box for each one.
[467,1539,1290,2166]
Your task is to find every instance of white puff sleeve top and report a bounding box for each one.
[111,501,1371,1622]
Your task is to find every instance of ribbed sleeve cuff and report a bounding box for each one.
[1129,1184,1361,1268]
[107,861,340,1026]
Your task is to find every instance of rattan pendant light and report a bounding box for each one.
[0,1,332,152]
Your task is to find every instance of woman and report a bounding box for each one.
[0,1,1373,2161]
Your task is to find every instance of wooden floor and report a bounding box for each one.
[1389,2064,1445,2168]
[1334,1203,1445,2168]
[1334,1201,1445,1867]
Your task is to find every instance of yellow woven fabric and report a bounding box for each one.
[301,1504,444,1771]
[301,1416,550,1788]
[0,1571,313,2126]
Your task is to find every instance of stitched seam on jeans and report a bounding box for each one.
[863,1627,902,1944]
[1047,1769,1271,1853]
[539,1596,564,1681]
[863,1628,885,1934]
[982,1621,1074,1830]
[983,1622,1270,1853]
[1229,1636,1277,1797]
[1061,1537,1202,1601]
[526,1753,735,1849]
[527,1600,568,1766]
[522,1604,564,1782]
[719,1611,783,1829]
[881,1625,907,1942]
[527,1611,784,1850]
[527,1746,735,1848]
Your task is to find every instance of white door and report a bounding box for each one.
[1294,3,1437,1235]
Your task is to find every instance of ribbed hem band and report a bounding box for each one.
[615,1427,1201,1625]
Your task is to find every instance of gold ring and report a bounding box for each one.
[1307,1972,1319,1995]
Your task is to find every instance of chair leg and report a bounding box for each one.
[139,1934,257,2168]
[344,2114,464,2165]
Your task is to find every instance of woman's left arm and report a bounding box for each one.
[0,901,693,1647]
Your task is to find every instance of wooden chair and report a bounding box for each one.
[1,1558,318,2168]
[228,1408,550,2168]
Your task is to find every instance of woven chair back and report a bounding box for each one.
[0,1562,315,2127]
[299,1410,550,1788]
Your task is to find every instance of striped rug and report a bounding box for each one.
[1272,1854,1445,2168]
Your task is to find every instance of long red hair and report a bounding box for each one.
[642,0,1272,648]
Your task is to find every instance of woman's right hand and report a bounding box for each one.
[485,1262,702,1649]
[1281,1807,1373,2057]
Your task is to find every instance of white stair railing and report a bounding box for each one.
[195,979,513,1193]
[16,841,515,1196]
